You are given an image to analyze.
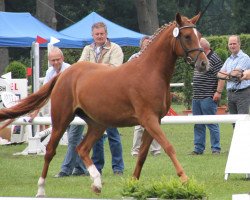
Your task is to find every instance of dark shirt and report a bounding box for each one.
[193,50,223,99]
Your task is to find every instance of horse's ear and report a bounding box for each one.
[175,13,182,26]
[190,12,201,24]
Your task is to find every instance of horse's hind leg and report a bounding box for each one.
[132,129,152,179]
[76,123,106,194]
[36,116,71,197]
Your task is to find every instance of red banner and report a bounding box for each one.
[36,36,48,44]
[26,67,32,76]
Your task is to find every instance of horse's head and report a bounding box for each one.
[173,13,209,72]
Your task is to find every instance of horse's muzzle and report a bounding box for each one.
[195,58,209,73]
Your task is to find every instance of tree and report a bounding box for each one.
[197,0,234,35]
[36,0,57,29]
[0,0,9,75]
[36,0,57,76]
[134,0,159,34]
[231,0,250,34]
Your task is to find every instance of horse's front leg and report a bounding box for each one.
[133,129,152,179]
[144,117,188,182]
[77,124,105,194]
[36,128,64,197]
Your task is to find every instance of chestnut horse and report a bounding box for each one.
[0,13,208,197]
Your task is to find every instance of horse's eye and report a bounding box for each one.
[184,35,191,40]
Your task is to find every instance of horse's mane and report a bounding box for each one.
[137,22,175,58]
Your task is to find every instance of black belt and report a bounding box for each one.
[228,86,250,93]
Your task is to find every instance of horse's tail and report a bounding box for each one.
[0,74,60,129]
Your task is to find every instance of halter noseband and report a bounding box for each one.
[175,25,204,66]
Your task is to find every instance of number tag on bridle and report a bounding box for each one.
[173,27,179,38]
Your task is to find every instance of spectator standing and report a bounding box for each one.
[29,46,88,178]
[129,36,161,157]
[191,38,224,155]
[29,46,70,125]
[218,35,250,124]
[55,124,89,177]
[43,47,70,84]
[56,22,124,177]
[37,47,89,178]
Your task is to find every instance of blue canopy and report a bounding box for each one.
[0,12,83,48]
[60,12,145,47]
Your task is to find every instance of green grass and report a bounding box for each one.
[0,104,250,199]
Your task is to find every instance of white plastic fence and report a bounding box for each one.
[4,114,249,126]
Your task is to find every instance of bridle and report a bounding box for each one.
[175,25,204,66]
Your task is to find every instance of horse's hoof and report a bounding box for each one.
[180,174,188,183]
[91,184,102,194]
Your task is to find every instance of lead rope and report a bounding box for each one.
[217,69,244,90]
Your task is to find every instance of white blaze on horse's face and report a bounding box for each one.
[193,28,199,42]
[193,28,203,51]
[181,25,208,72]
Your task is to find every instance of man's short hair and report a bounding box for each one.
[229,35,241,45]
[200,37,210,49]
[49,46,63,57]
[91,22,107,33]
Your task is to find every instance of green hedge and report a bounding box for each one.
[5,61,26,79]
[208,34,250,56]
